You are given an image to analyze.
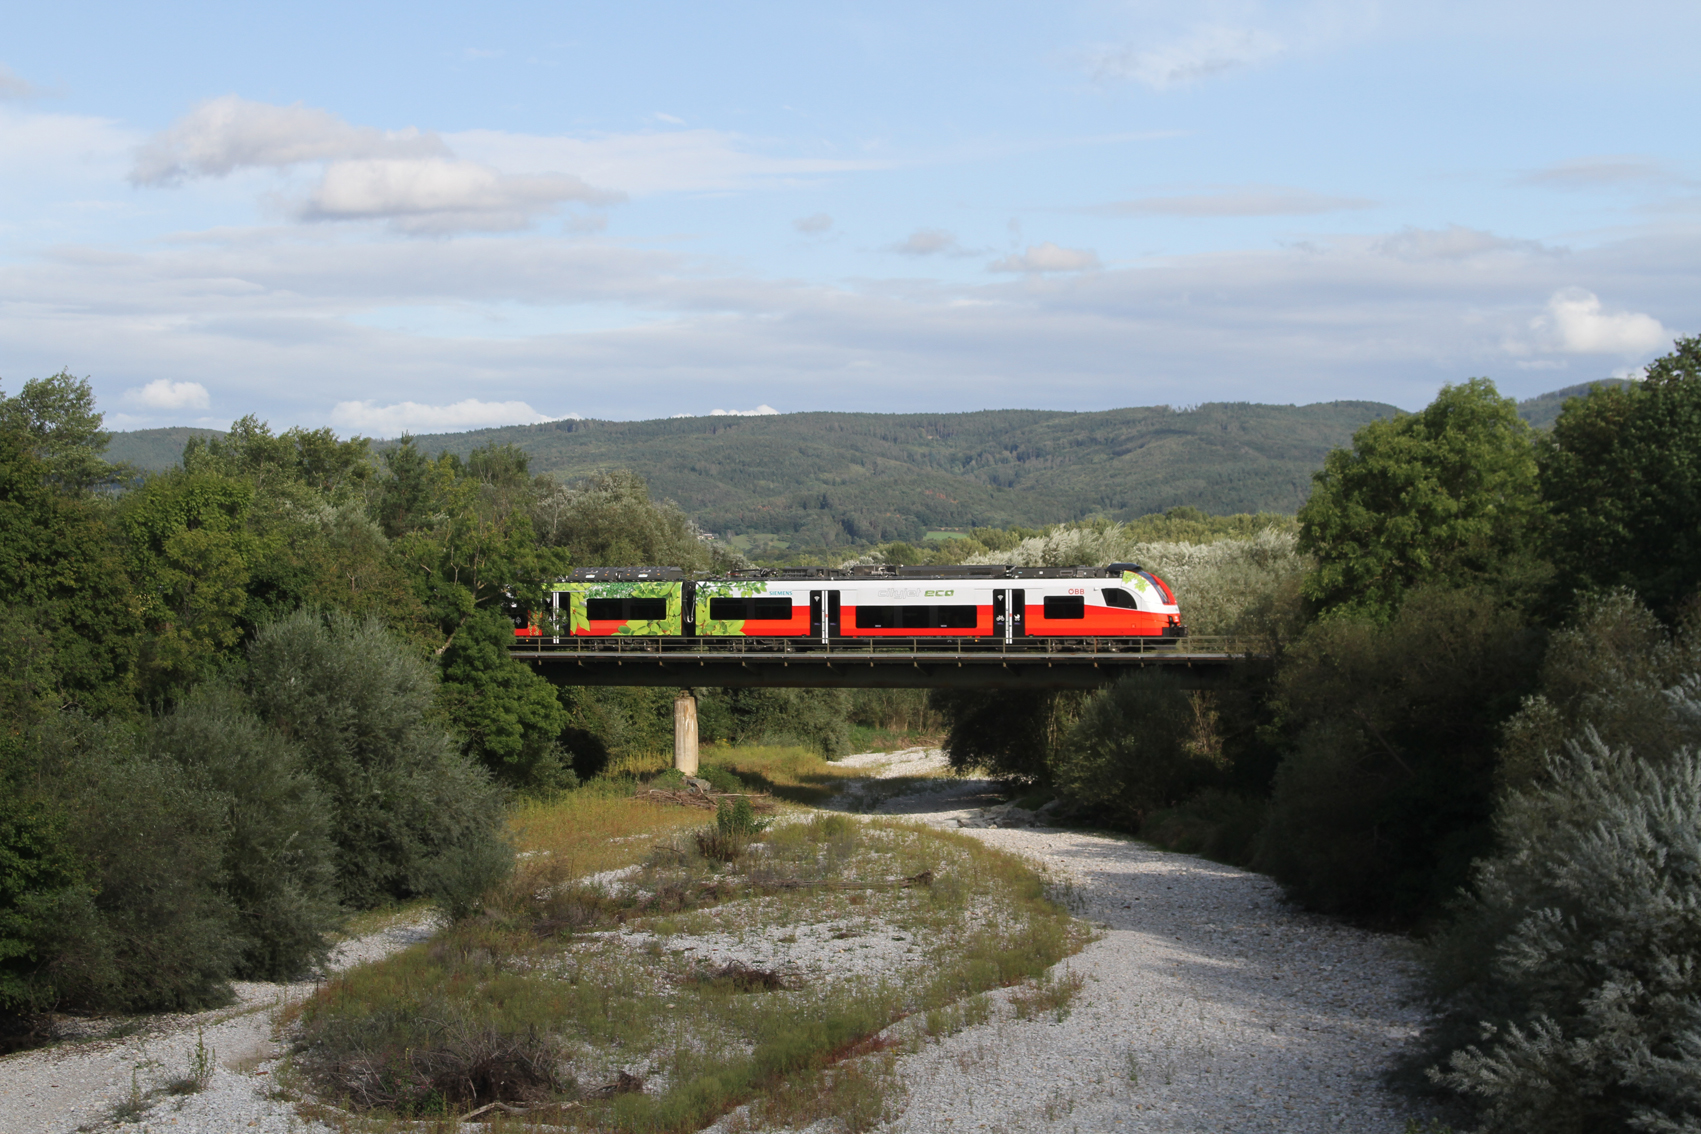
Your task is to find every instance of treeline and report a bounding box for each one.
[933,340,1701,1134]
[0,383,906,1035]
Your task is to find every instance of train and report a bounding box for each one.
[510,563,1183,644]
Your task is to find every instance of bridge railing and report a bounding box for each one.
[513,634,1255,659]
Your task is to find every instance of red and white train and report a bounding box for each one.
[513,563,1183,644]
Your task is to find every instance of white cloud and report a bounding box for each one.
[894,228,961,255]
[131,95,447,185]
[1093,24,1286,89]
[709,405,779,416]
[447,127,888,195]
[1531,289,1671,355]
[989,243,1100,273]
[0,64,38,101]
[1091,187,1374,217]
[328,398,561,436]
[794,213,833,234]
[1520,155,1674,189]
[650,112,686,125]
[1377,225,1550,261]
[299,158,618,233]
[124,379,211,410]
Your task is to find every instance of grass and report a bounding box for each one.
[291,788,1090,1132]
[699,743,866,807]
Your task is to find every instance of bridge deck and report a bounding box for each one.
[512,636,1254,689]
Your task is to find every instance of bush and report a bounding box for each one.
[1051,674,1229,828]
[437,607,572,791]
[149,684,341,979]
[1138,789,1267,865]
[1256,584,1541,923]
[699,688,851,758]
[1419,726,1701,1133]
[932,688,1088,784]
[24,717,243,1012]
[244,609,512,909]
[1497,590,1701,792]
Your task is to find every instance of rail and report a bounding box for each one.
[511,634,1255,660]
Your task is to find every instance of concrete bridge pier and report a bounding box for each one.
[673,689,699,775]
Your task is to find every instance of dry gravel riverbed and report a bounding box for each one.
[0,751,1431,1133]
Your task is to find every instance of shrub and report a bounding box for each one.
[1051,673,1229,828]
[1419,726,1701,1133]
[931,688,1088,784]
[1138,789,1267,865]
[244,609,512,909]
[26,717,243,1012]
[1497,590,1701,792]
[149,684,341,979]
[1256,584,1541,923]
[436,606,573,791]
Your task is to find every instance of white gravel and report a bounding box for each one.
[0,910,440,1134]
[852,769,1431,1134]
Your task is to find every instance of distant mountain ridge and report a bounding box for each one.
[103,382,1628,551]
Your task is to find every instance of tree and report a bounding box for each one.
[1256,584,1541,923]
[532,468,721,570]
[1541,337,1701,618]
[243,609,510,909]
[389,447,569,650]
[436,607,572,789]
[1298,379,1541,620]
[0,431,139,715]
[119,470,256,699]
[0,371,118,493]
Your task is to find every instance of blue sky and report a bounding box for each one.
[1,1,1696,434]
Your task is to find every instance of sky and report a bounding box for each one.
[1,1,1697,435]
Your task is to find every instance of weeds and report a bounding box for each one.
[1010,967,1087,1022]
[296,804,1087,1132]
[165,1028,215,1095]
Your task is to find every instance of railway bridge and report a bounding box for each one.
[511,635,1260,773]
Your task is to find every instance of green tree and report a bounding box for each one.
[119,470,256,698]
[1541,337,1701,618]
[1256,585,1541,922]
[0,431,139,715]
[0,370,118,492]
[243,609,510,909]
[1298,379,1541,620]
[532,468,721,570]
[436,607,572,790]
[184,414,374,500]
[390,446,569,649]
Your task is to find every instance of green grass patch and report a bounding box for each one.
[292,812,1087,1131]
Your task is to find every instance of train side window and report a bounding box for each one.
[855,606,898,628]
[1101,588,1136,609]
[1043,595,1085,619]
[588,597,668,620]
[934,605,979,628]
[708,597,745,620]
[628,598,668,620]
[752,598,792,619]
[585,598,624,620]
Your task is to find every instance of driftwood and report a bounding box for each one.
[635,788,776,812]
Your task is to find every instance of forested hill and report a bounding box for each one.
[107,386,1607,549]
[422,402,1407,546]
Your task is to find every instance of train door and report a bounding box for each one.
[1011,589,1025,639]
[808,590,842,643]
[994,589,1008,643]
